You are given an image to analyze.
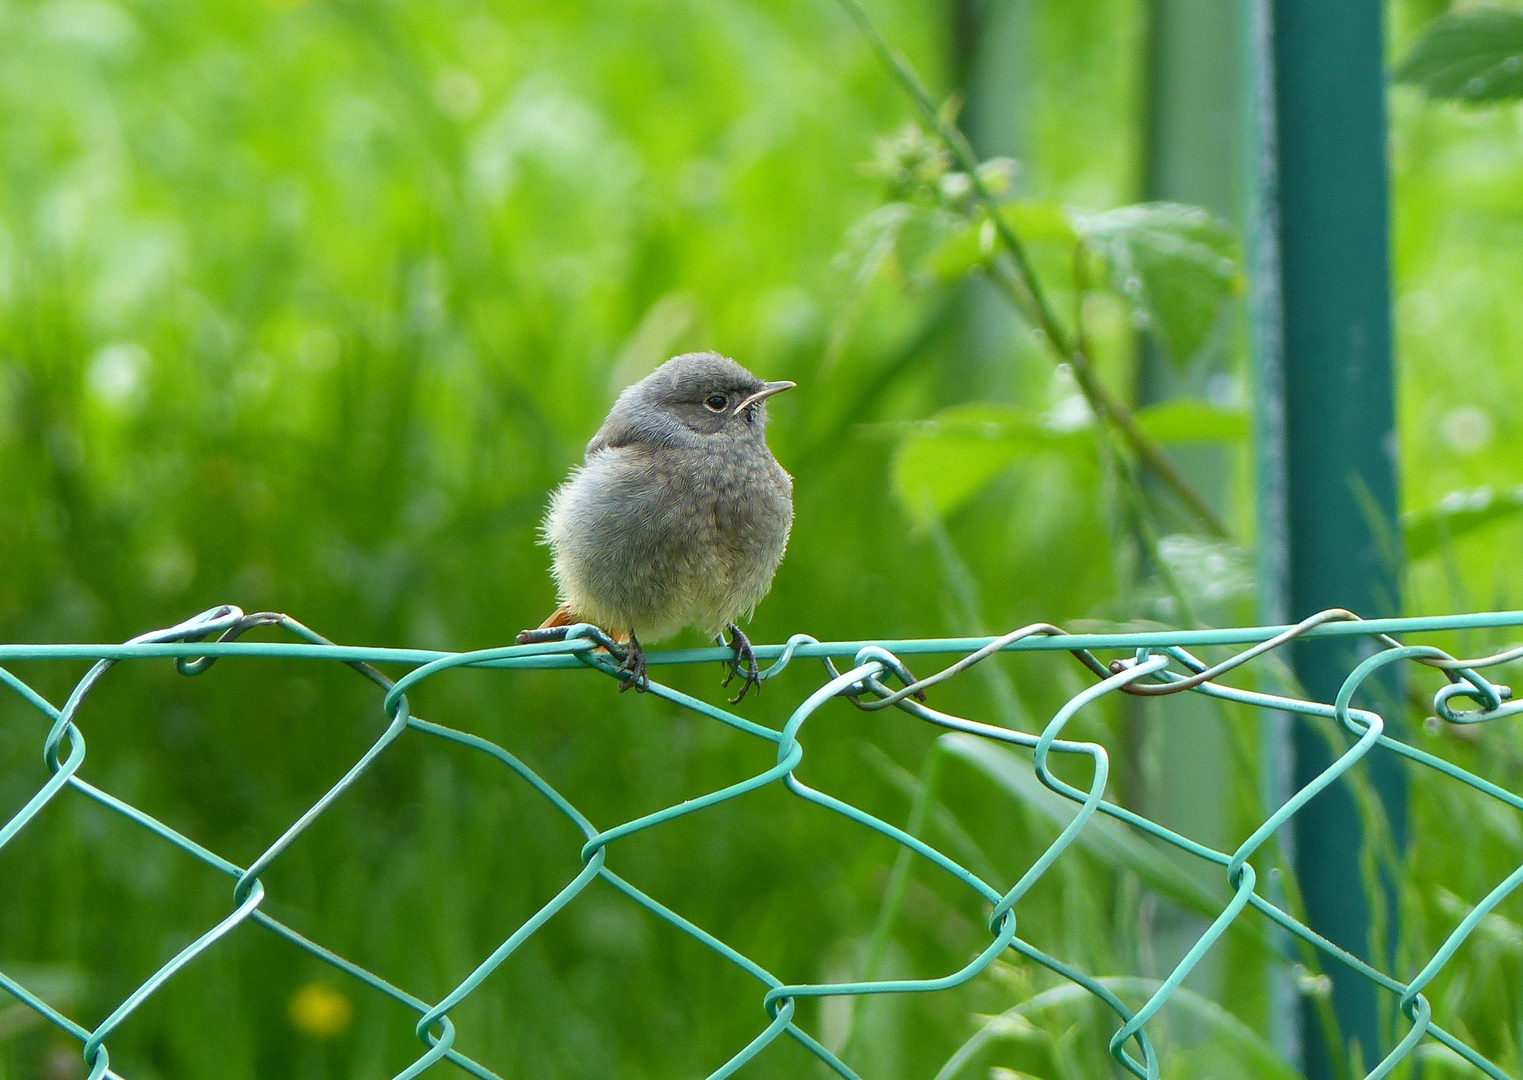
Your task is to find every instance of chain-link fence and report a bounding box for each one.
[3,605,1523,1079]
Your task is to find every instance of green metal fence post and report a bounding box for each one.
[1246,1,1406,1074]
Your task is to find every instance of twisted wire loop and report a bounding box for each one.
[2,607,1523,1077]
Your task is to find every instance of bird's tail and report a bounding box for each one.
[538,604,578,631]
[515,605,630,647]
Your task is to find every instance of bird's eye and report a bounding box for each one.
[704,394,729,413]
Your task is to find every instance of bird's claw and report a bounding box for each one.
[721,624,762,704]
[518,624,647,692]
[616,633,649,693]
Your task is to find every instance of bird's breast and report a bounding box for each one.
[545,439,793,641]
[694,448,792,549]
[656,443,793,629]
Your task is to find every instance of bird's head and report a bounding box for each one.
[590,352,795,452]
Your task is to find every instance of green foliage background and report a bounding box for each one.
[2,0,1523,1077]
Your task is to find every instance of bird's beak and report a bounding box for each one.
[734,380,796,414]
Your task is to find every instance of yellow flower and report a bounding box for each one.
[288,983,353,1039]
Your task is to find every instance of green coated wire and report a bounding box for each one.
[4,605,1523,1079]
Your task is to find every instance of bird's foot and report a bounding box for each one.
[720,623,762,704]
[616,632,649,693]
[518,623,647,692]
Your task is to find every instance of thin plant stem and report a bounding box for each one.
[836,0,1229,539]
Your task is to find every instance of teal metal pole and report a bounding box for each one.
[1248,1,1406,1074]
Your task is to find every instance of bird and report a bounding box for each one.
[516,351,795,701]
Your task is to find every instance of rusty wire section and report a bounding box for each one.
[2,605,1522,1079]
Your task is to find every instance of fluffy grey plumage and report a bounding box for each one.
[529,352,794,695]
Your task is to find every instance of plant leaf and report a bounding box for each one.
[939,978,1300,1080]
[1395,9,1523,103]
[939,733,1227,918]
[1405,485,1523,560]
[890,403,1083,524]
[0,965,84,1043]
[1072,202,1238,367]
[1134,399,1247,444]
[929,200,1076,282]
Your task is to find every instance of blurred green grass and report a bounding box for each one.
[0,1,1144,1075]
[4,0,1523,1076]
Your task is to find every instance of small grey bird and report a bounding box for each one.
[517,352,795,700]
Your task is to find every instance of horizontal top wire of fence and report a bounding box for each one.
[4,605,1523,1080]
